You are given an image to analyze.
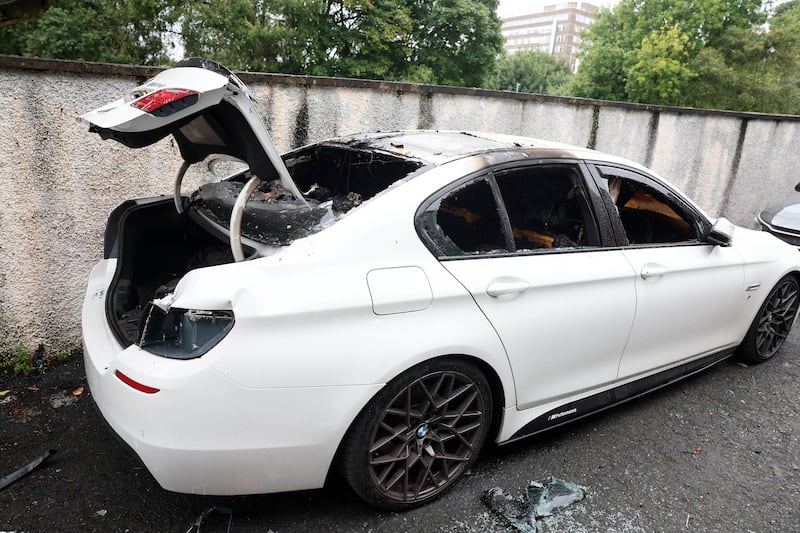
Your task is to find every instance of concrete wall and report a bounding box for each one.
[2,55,800,355]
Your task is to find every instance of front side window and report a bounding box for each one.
[600,168,698,245]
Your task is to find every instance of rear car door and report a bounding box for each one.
[417,161,637,410]
[590,165,745,379]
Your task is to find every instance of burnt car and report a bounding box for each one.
[81,58,800,510]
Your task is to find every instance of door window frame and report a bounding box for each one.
[586,163,713,248]
[415,159,610,260]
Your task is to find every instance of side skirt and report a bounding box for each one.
[504,347,736,443]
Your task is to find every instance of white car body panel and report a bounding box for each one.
[442,249,637,410]
[80,67,229,131]
[617,243,744,378]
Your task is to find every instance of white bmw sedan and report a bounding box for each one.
[81,59,800,509]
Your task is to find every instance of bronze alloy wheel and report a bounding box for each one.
[739,275,800,362]
[340,359,492,509]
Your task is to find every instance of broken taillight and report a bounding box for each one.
[131,88,199,116]
[115,370,160,394]
[137,305,235,360]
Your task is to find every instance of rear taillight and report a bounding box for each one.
[115,370,160,394]
[138,305,235,360]
[131,88,199,116]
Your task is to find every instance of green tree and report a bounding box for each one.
[625,26,694,105]
[179,0,285,72]
[0,0,178,64]
[570,0,767,105]
[487,50,572,94]
[406,0,503,86]
[1,0,504,87]
[685,3,800,114]
[181,0,502,86]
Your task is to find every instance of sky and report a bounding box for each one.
[497,0,620,18]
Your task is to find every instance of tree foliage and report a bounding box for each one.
[568,0,791,111]
[625,26,694,106]
[0,0,179,64]
[487,50,572,95]
[0,0,503,87]
[688,0,800,113]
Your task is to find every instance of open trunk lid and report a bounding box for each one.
[81,57,304,202]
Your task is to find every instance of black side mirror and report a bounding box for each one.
[707,217,734,247]
[794,182,800,192]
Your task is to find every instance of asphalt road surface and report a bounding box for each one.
[3,328,800,532]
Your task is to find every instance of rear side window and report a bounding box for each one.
[418,177,508,256]
[418,163,599,258]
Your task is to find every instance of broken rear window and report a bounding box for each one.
[419,177,509,256]
[189,144,425,245]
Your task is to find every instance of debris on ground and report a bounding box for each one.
[49,390,79,408]
[483,477,586,532]
[0,449,57,491]
[185,506,233,533]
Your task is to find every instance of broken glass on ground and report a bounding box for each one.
[185,506,233,533]
[483,477,586,532]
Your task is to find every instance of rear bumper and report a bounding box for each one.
[82,259,381,495]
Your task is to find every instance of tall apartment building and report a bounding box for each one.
[501,2,599,69]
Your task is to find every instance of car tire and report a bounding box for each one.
[339,358,493,510]
[737,275,800,363]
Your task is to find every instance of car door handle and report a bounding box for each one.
[486,279,532,298]
[641,265,667,280]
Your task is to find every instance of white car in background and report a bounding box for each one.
[81,58,800,509]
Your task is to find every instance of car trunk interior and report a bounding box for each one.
[105,143,426,348]
[106,199,237,346]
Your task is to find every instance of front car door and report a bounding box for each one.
[589,164,745,379]
[417,161,637,410]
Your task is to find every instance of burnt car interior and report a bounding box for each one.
[106,143,425,347]
[189,144,425,245]
[607,177,697,244]
[419,165,599,257]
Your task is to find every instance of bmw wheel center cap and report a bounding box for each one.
[416,423,429,439]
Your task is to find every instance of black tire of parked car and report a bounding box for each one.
[737,274,800,363]
[338,357,493,510]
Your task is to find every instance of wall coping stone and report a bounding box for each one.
[2,54,798,122]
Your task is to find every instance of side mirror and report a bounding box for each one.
[795,182,800,192]
[707,217,734,247]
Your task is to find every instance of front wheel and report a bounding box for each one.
[339,358,493,510]
[738,275,800,363]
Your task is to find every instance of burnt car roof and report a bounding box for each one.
[321,131,598,166]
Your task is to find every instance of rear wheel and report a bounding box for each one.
[738,275,800,363]
[339,358,492,510]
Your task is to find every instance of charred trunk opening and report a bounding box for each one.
[106,198,236,347]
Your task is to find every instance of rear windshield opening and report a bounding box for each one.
[189,145,425,245]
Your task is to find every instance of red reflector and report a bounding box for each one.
[131,88,198,113]
[115,370,160,394]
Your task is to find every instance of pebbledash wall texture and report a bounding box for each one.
[1,55,800,355]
